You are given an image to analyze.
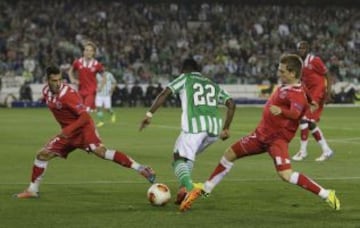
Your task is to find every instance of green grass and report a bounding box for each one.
[1,107,359,228]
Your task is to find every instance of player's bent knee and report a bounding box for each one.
[36,150,56,161]
[308,122,317,130]
[224,147,237,162]
[277,169,293,182]
[300,119,308,124]
[173,152,187,161]
[93,146,107,158]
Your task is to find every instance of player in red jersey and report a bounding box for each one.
[68,41,104,111]
[15,66,155,199]
[292,41,334,162]
[180,54,340,212]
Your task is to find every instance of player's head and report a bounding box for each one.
[181,58,200,73]
[83,41,97,59]
[46,65,62,94]
[278,54,303,84]
[296,41,309,59]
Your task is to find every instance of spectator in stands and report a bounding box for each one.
[118,82,130,107]
[144,81,157,107]
[111,85,122,107]
[137,66,152,83]
[129,80,143,107]
[0,1,358,87]
[22,51,36,83]
[155,83,167,106]
[19,81,33,102]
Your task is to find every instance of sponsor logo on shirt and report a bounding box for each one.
[56,101,62,109]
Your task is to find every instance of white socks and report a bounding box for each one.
[204,156,234,193]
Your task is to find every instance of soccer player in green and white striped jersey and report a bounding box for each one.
[140,58,236,207]
[95,71,117,127]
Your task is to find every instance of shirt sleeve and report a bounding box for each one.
[281,91,307,120]
[167,74,186,94]
[61,90,89,136]
[72,59,79,70]
[65,90,87,115]
[217,87,232,104]
[111,74,117,84]
[312,57,328,75]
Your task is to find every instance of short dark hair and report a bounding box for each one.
[296,40,310,50]
[46,65,61,79]
[279,54,303,79]
[181,58,200,72]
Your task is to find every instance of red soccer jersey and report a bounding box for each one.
[256,84,308,143]
[42,83,94,134]
[72,57,104,96]
[301,54,328,104]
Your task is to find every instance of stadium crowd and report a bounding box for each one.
[0,0,359,87]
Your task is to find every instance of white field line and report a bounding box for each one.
[3,176,360,185]
[327,137,360,144]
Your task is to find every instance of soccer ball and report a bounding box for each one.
[147,183,171,206]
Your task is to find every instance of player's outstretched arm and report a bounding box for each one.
[220,98,236,140]
[139,87,172,131]
[219,129,230,141]
[68,66,79,85]
[139,114,152,131]
[61,112,91,137]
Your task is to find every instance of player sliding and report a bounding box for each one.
[180,54,340,212]
[15,65,155,199]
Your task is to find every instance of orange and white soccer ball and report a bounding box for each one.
[147,183,171,206]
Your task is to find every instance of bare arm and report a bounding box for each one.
[324,72,333,103]
[110,80,117,94]
[219,98,236,140]
[139,87,172,131]
[68,66,79,85]
[97,72,106,92]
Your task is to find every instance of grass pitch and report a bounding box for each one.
[0,106,359,228]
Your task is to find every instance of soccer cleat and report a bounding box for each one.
[14,190,39,199]
[179,188,202,212]
[139,166,156,183]
[193,182,210,197]
[315,150,333,162]
[325,190,340,210]
[292,151,307,161]
[174,186,187,205]
[111,114,116,123]
[96,121,105,127]
[193,182,205,191]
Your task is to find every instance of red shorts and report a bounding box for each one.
[231,132,292,171]
[303,103,324,122]
[80,92,96,110]
[43,125,102,158]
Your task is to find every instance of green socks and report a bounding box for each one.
[173,160,193,191]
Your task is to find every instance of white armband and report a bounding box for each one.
[146,111,153,118]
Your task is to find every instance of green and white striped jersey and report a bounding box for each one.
[167,72,231,136]
[96,71,117,96]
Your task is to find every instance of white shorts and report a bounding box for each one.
[173,131,218,161]
[95,95,111,109]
